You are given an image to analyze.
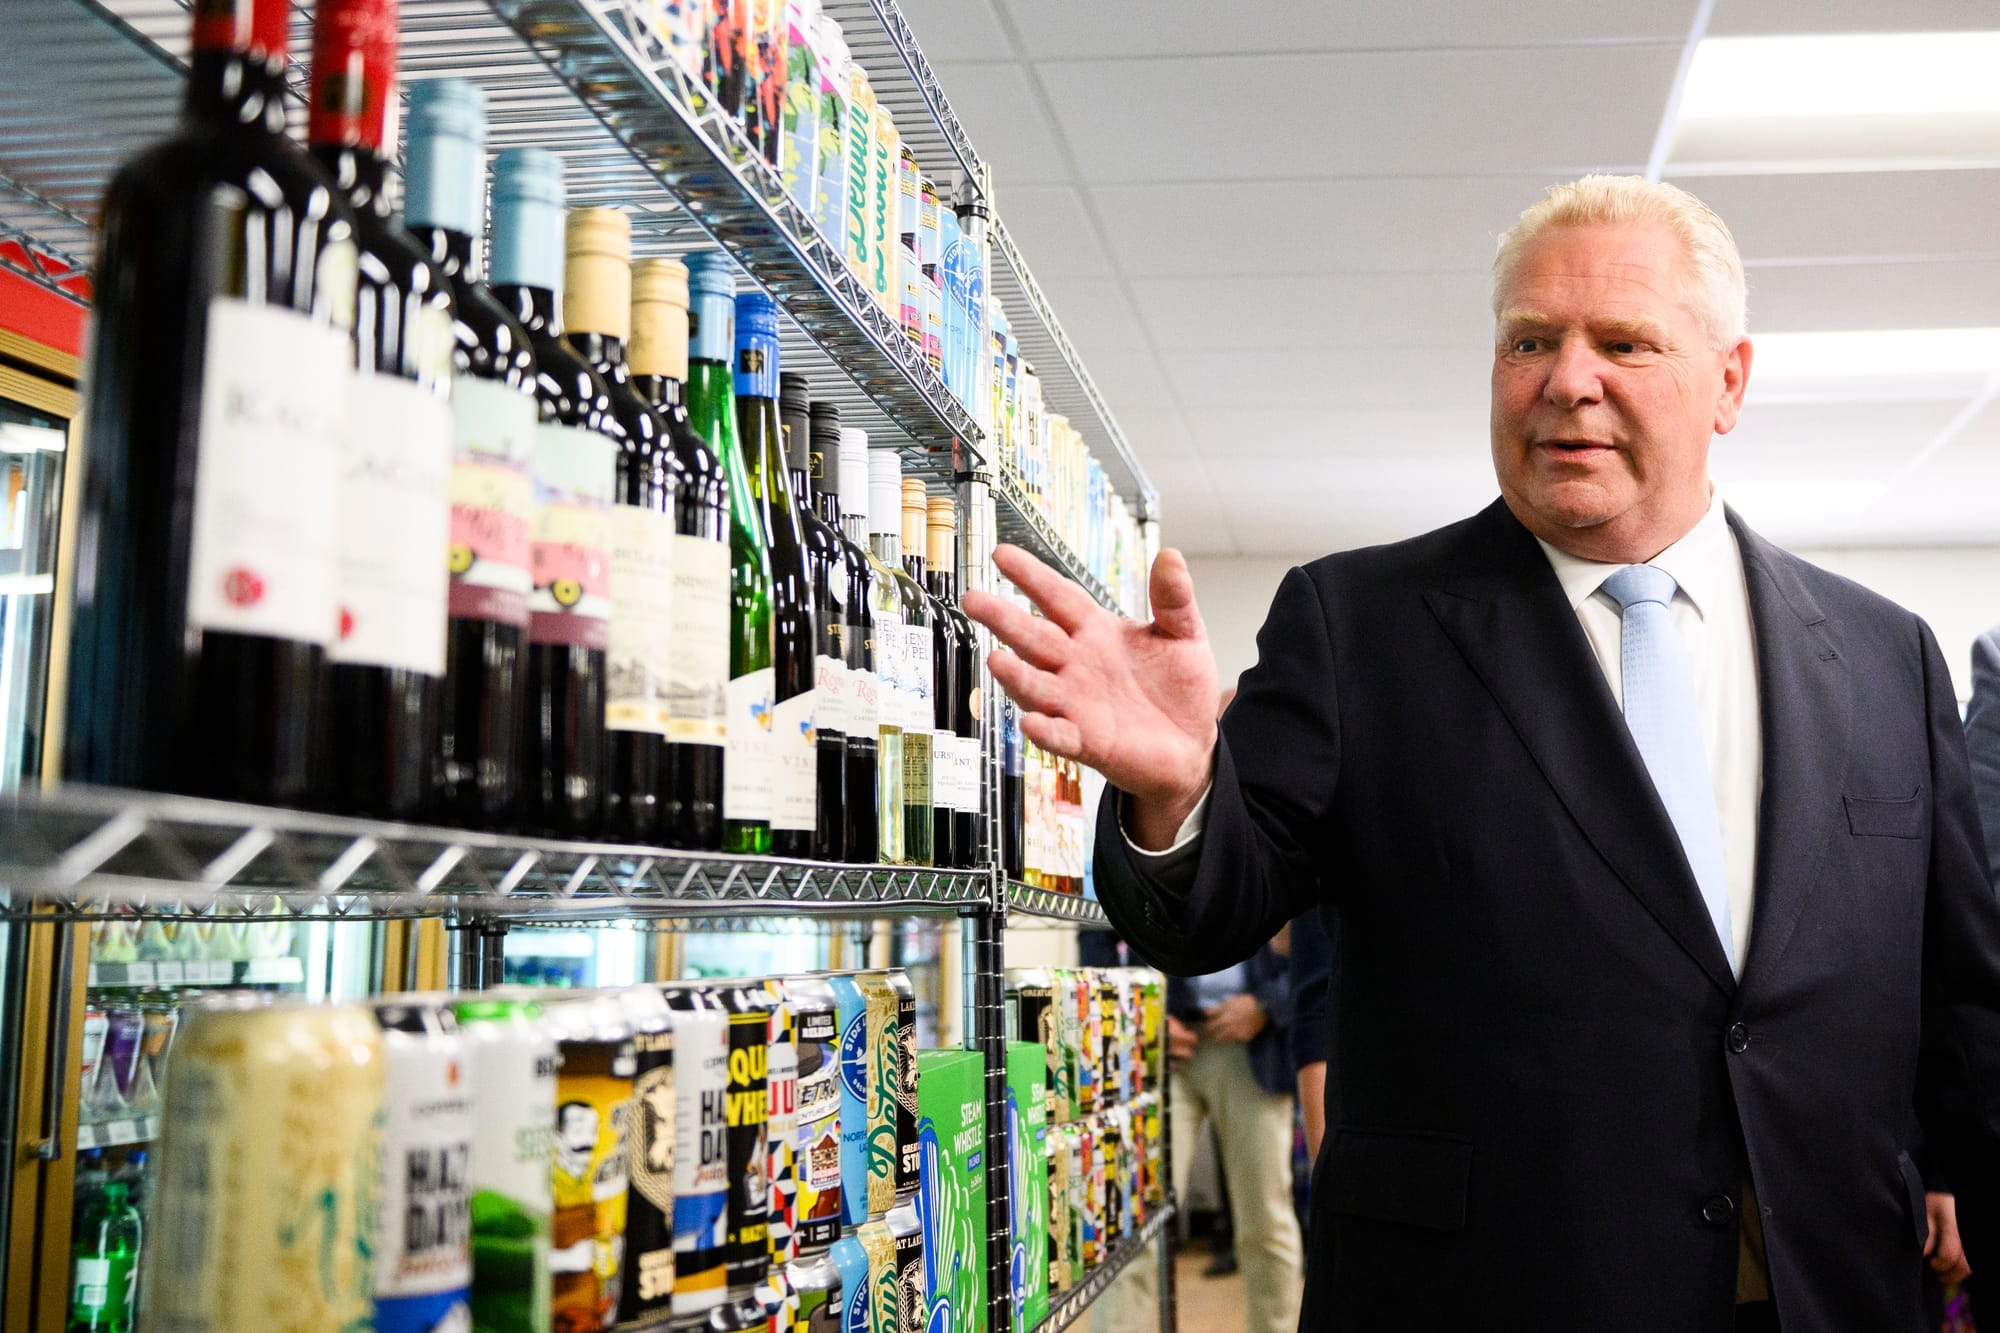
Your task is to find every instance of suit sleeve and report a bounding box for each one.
[1913,620,2000,1263]
[1289,910,1333,1074]
[1093,565,1339,976]
[1961,627,2000,888]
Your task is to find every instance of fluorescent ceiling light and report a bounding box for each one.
[1680,33,2000,121]
[1751,329,2000,379]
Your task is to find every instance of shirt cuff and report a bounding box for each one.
[1119,784,1212,861]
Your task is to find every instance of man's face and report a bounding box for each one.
[558,1102,599,1153]
[1489,219,1751,562]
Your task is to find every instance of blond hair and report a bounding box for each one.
[1492,174,1748,348]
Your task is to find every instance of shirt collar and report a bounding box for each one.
[1536,491,1732,622]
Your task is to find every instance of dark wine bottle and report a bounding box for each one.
[925,496,981,868]
[736,294,818,858]
[630,259,729,851]
[901,482,956,869]
[565,208,676,844]
[64,0,357,805]
[489,148,618,837]
[780,373,846,861]
[686,252,774,856]
[870,454,933,866]
[404,80,537,832]
[310,0,452,821]
[819,408,878,864]
[1001,683,1025,881]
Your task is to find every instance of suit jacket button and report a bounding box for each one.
[1701,1195,1736,1227]
[1727,1023,1751,1054]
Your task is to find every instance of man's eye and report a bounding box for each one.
[1608,341,1641,355]
[1511,338,1541,354]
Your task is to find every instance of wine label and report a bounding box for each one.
[954,736,983,816]
[770,689,818,833]
[851,668,881,743]
[185,297,346,646]
[447,378,536,628]
[724,667,776,822]
[901,626,935,734]
[667,534,731,744]
[331,372,451,675]
[815,654,850,740]
[607,504,677,735]
[529,423,616,650]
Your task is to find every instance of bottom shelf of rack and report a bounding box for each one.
[1035,1204,1175,1333]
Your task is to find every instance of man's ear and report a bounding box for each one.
[1714,336,1753,436]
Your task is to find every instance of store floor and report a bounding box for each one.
[1175,1247,1248,1333]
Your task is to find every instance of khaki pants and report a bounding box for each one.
[1092,1039,1305,1333]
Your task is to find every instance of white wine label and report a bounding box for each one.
[724,666,776,822]
[330,372,451,675]
[607,505,677,735]
[874,627,907,733]
[186,298,346,646]
[448,378,536,628]
[901,627,936,733]
[952,736,982,815]
[851,667,881,741]
[529,423,616,650]
[667,535,731,745]
[815,655,849,738]
[770,689,818,832]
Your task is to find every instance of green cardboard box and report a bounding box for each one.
[917,1048,988,1333]
[1007,1041,1052,1332]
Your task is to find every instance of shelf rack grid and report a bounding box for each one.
[1007,879,1108,926]
[1035,1208,1177,1333]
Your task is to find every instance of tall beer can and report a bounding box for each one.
[617,986,677,1330]
[856,973,898,1217]
[764,979,802,1266]
[856,1220,896,1333]
[142,998,383,1333]
[716,984,774,1294]
[826,973,875,1226]
[372,997,474,1333]
[545,993,637,1333]
[784,976,843,1252]
[454,993,558,1333]
[662,985,730,1321]
[830,1233,869,1333]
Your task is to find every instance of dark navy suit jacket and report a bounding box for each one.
[1165,943,1296,1097]
[1094,500,2000,1332]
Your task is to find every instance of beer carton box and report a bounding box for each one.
[916,1048,988,1333]
[1006,1041,1051,1332]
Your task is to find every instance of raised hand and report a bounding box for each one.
[961,543,1219,850]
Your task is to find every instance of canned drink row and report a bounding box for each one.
[1043,1092,1165,1299]
[134,968,928,1333]
[1006,965,1165,1126]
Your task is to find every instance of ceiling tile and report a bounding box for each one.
[1154,500,1238,555]
[1164,346,1493,411]
[992,186,1113,277]
[1748,260,2000,333]
[1713,400,1968,482]
[1035,46,1672,184]
[1179,406,1491,459]
[1112,408,1198,461]
[1069,348,1174,408]
[1676,171,2000,262]
[1708,0,2000,35]
[894,0,1015,62]
[996,0,1697,59]
[1129,270,1492,350]
[1025,277,1151,358]
[926,62,1072,186]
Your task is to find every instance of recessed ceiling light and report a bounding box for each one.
[1752,328,2000,379]
[1680,33,2000,121]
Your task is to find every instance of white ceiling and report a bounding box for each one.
[899,0,2000,556]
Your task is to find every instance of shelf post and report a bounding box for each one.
[961,892,1013,1333]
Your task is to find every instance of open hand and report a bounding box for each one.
[962,544,1219,849]
[1201,993,1268,1045]
[1928,1191,1972,1284]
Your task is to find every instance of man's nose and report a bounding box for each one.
[1543,338,1605,408]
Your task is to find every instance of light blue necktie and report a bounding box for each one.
[1601,564,1736,972]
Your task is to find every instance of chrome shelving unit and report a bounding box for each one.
[1007,879,1108,926]
[1036,1208,1177,1333]
[992,467,1123,612]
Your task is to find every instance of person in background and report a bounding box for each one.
[966,173,2000,1332]
[1287,910,1335,1163]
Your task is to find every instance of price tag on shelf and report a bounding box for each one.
[154,961,184,984]
[104,1120,136,1146]
[200,961,232,984]
[76,1123,98,1151]
[124,962,155,985]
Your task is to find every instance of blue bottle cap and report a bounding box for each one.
[735,290,779,336]
[734,290,781,400]
[685,249,738,300]
[488,148,566,293]
[403,78,487,239]
[687,252,737,365]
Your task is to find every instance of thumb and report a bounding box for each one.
[1149,548,1204,640]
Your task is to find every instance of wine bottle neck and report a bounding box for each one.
[410,225,478,282]
[493,284,558,335]
[568,330,628,371]
[311,144,391,217]
[184,50,289,134]
[632,372,686,409]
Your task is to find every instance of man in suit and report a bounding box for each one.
[962,174,2000,1331]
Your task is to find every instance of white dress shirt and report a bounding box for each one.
[1130,493,1765,973]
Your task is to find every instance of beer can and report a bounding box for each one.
[885,1196,923,1333]
[830,1234,869,1333]
[785,1247,842,1333]
[617,986,677,1330]
[1071,1122,1093,1274]
[856,973,898,1216]
[785,977,843,1252]
[545,993,637,1333]
[1098,1107,1123,1249]
[454,993,557,1333]
[1046,1127,1070,1294]
[1098,978,1120,1109]
[372,997,474,1333]
[715,984,774,1294]
[142,997,383,1332]
[856,1219,896,1333]
[764,980,801,1267]
[662,984,729,1319]
[1008,969,1057,1125]
[826,973,874,1227]
[881,971,919,1202]
[1079,973,1102,1117]
[1052,972,1081,1123]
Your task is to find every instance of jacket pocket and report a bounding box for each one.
[1898,1151,1929,1251]
[1327,1126,1473,1231]
[1844,790,1925,839]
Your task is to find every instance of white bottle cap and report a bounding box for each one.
[868,450,903,538]
[839,427,871,525]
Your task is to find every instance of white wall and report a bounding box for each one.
[1186,546,2000,705]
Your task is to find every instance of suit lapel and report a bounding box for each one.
[1424,501,1737,996]
[1729,510,1848,989]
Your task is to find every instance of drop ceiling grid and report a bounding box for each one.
[897,0,2000,555]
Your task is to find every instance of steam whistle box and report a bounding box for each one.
[916,1049,988,1333]
[1006,1042,1051,1332]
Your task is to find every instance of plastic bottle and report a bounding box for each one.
[67,1180,142,1333]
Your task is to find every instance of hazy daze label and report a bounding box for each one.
[724,667,776,822]
[186,298,346,645]
[606,505,677,735]
[374,1032,472,1332]
[332,373,452,675]
[448,378,536,627]
[670,1002,729,1316]
[529,423,616,650]
[771,689,819,832]
[667,534,731,744]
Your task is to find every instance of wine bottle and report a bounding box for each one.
[926,497,980,868]
[818,405,877,864]
[489,149,618,837]
[404,81,537,831]
[685,252,774,856]
[781,373,846,861]
[843,430,902,864]
[736,294,817,858]
[310,0,453,821]
[1000,639,1025,880]
[899,482,949,867]
[630,259,729,851]
[870,453,932,866]
[64,0,357,805]
[565,208,676,843]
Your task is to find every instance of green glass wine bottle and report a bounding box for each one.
[686,251,774,855]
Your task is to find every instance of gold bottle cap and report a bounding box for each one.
[630,257,690,382]
[901,478,927,553]
[562,207,632,342]
[926,498,955,570]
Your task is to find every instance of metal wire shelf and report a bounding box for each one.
[823,0,985,197]
[0,785,995,922]
[1034,1205,1175,1333]
[990,466,1125,613]
[1006,879,1107,926]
